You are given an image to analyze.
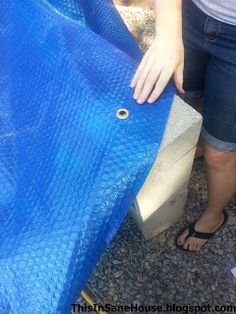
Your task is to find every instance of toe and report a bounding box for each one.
[188,243,194,251]
[196,240,206,251]
[183,238,191,250]
[195,244,201,251]
[183,237,196,250]
[184,238,206,251]
[177,228,189,246]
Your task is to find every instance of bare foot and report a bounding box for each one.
[176,210,225,251]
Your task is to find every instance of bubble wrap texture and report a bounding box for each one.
[0,0,174,313]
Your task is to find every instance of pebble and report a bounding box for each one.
[112,260,122,265]
[114,271,123,279]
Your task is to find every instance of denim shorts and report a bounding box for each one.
[181,0,236,152]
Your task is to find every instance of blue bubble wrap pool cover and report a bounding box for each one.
[0,0,174,313]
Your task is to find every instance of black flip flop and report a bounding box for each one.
[175,210,228,252]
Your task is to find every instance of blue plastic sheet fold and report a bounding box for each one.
[0,0,174,313]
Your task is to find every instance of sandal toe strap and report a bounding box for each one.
[188,222,214,240]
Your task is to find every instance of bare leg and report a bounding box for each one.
[177,143,236,251]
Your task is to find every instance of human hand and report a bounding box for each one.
[130,35,185,104]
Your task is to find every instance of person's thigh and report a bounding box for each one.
[181,0,236,152]
[182,45,210,102]
[181,0,211,107]
[201,57,236,152]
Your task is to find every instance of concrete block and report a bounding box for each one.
[131,96,202,239]
[137,145,197,222]
[131,188,188,240]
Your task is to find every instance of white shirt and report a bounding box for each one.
[192,0,236,26]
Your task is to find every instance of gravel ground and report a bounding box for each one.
[117,6,155,53]
[76,158,236,313]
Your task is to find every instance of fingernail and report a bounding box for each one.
[137,98,143,104]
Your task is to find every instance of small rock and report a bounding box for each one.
[212,265,219,272]
[112,260,122,265]
[114,271,123,279]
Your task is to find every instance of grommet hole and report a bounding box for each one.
[116,108,130,120]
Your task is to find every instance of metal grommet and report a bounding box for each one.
[116,108,130,120]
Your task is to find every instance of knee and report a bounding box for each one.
[204,145,234,171]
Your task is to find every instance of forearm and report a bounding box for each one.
[154,0,182,38]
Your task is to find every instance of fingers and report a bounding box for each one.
[130,51,151,88]
[133,63,184,105]
[130,42,185,104]
[174,62,185,94]
[132,60,154,101]
[147,68,173,103]
[135,67,162,104]
[130,49,162,104]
